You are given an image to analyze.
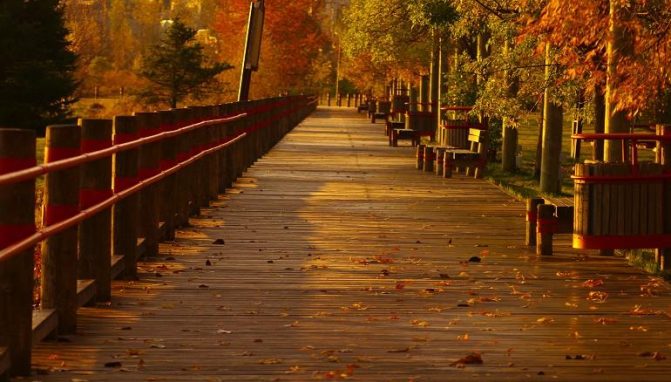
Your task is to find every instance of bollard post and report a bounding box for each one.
[78,119,114,302]
[423,146,435,172]
[526,198,545,246]
[41,124,80,333]
[536,204,556,256]
[416,144,425,170]
[112,116,140,279]
[0,129,36,376]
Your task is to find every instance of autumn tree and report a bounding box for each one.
[213,0,332,98]
[140,19,233,108]
[0,0,77,131]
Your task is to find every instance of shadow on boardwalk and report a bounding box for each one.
[29,107,671,381]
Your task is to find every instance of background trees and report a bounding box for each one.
[0,0,77,131]
[140,19,232,108]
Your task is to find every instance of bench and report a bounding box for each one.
[371,101,391,123]
[442,128,488,178]
[357,102,369,113]
[390,111,435,147]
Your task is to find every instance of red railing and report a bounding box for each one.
[0,95,318,377]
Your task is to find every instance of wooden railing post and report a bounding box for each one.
[657,124,671,269]
[205,107,220,201]
[78,119,114,302]
[0,129,36,376]
[217,104,232,193]
[112,116,140,279]
[41,124,80,333]
[134,112,161,257]
[185,107,205,213]
[158,111,177,240]
[171,108,191,226]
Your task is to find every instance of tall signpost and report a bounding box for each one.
[238,0,265,101]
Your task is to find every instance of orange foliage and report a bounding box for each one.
[526,0,671,113]
[214,0,331,99]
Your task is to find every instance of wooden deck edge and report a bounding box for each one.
[111,255,125,280]
[0,347,9,381]
[76,279,97,308]
[31,309,57,345]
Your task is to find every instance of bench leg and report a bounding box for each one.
[392,131,398,147]
[473,165,483,179]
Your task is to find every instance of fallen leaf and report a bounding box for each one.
[536,317,554,325]
[286,365,303,374]
[593,317,618,325]
[212,239,225,245]
[258,358,282,365]
[387,347,410,353]
[216,329,232,334]
[468,256,482,263]
[582,279,604,288]
[104,361,122,368]
[587,291,608,303]
[450,352,483,367]
[411,319,430,327]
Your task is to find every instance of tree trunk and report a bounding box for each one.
[533,95,544,179]
[429,29,440,116]
[593,84,605,161]
[540,44,563,194]
[604,0,631,162]
[501,39,518,172]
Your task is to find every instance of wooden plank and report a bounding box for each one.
[31,309,57,345]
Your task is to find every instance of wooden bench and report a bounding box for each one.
[390,111,435,147]
[357,101,369,113]
[371,101,391,123]
[442,128,488,178]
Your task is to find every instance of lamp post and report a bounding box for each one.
[238,0,265,101]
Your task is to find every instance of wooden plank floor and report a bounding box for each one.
[28,107,671,381]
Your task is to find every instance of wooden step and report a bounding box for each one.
[31,309,57,345]
[76,279,96,308]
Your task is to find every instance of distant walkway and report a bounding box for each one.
[31,107,671,381]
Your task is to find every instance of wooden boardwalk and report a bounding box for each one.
[29,107,671,381]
